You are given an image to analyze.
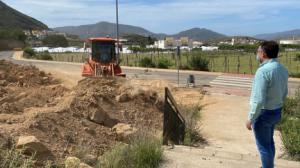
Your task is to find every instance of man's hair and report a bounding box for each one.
[260,41,279,58]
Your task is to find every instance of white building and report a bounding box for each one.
[192,41,203,48]
[201,46,219,51]
[280,40,300,45]
[154,40,166,49]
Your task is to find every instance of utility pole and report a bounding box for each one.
[176,46,180,87]
[116,0,120,63]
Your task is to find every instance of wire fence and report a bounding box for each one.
[50,50,300,75]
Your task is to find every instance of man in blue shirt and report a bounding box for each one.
[246,41,289,168]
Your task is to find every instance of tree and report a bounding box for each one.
[123,34,157,48]
[42,35,69,47]
[0,28,26,42]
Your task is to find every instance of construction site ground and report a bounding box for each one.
[0,51,299,167]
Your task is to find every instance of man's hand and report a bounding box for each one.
[246,120,252,131]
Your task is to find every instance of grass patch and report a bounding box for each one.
[157,57,173,69]
[278,89,300,161]
[188,56,210,71]
[139,57,156,68]
[181,105,207,147]
[46,51,300,76]
[0,147,35,168]
[97,134,163,168]
[290,73,300,78]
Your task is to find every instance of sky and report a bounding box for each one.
[2,0,300,36]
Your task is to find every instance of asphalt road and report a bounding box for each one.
[0,51,217,87]
[1,51,299,94]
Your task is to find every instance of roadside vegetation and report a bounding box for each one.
[279,89,300,161]
[23,47,52,60]
[22,41,300,77]
[182,105,206,147]
[98,134,163,168]
[0,148,34,168]
[42,35,69,48]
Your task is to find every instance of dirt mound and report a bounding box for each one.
[0,60,66,114]
[0,61,163,165]
[0,60,58,87]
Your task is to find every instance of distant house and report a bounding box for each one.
[219,37,260,46]
[192,41,203,48]
[154,40,166,49]
[280,39,300,45]
[201,46,219,51]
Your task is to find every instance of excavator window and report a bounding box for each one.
[91,41,116,63]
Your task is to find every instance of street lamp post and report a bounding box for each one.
[116,0,120,62]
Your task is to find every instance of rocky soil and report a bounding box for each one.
[0,60,164,166]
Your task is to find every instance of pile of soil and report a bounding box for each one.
[0,61,163,164]
[0,60,66,114]
[0,60,57,87]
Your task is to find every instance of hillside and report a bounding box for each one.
[53,22,226,41]
[172,28,226,41]
[54,22,159,39]
[254,29,300,40]
[0,1,48,30]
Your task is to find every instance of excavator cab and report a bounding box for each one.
[82,37,125,77]
[91,38,116,63]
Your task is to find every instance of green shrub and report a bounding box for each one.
[290,73,300,78]
[182,105,206,146]
[188,56,210,71]
[294,53,300,61]
[157,57,172,69]
[23,47,36,58]
[97,134,163,168]
[37,51,53,60]
[280,119,300,160]
[98,144,128,168]
[0,147,35,168]
[139,57,156,68]
[129,135,163,168]
[0,28,26,42]
[42,35,69,47]
[278,89,300,160]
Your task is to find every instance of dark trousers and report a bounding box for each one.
[253,108,282,168]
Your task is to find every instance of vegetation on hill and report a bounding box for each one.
[0,28,26,42]
[173,28,226,41]
[123,34,156,48]
[54,22,226,41]
[0,28,26,50]
[0,1,48,30]
[42,35,69,47]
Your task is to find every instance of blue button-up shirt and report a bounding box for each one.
[248,59,289,122]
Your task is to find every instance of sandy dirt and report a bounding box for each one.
[200,92,284,158]
[0,60,165,166]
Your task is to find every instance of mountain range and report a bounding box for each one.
[1,0,300,41]
[254,29,300,40]
[53,22,227,41]
[0,1,48,30]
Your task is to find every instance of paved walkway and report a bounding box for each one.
[162,92,300,168]
[162,146,300,168]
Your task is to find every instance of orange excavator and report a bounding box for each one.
[82,37,125,77]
